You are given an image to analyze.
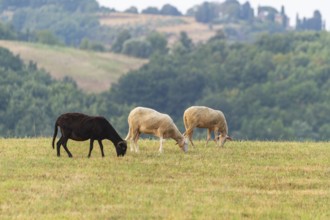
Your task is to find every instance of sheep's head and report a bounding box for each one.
[218,135,232,147]
[116,141,127,157]
[178,137,188,153]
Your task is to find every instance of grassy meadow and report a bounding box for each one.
[0,40,147,93]
[0,138,329,219]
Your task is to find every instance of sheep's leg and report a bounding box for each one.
[133,131,140,153]
[62,138,72,158]
[98,140,105,157]
[188,129,195,147]
[129,132,134,152]
[159,136,164,153]
[126,127,134,152]
[56,136,63,157]
[88,139,94,158]
[214,129,220,146]
[205,129,212,146]
[129,139,134,152]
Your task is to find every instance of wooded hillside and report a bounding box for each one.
[0,0,329,140]
[1,31,330,140]
[0,40,147,92]
[106,31,330,141]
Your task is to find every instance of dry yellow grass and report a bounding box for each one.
[0,138,329,219]
[0,40,147,93]
[99,12,220,44]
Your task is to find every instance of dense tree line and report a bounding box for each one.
[111,31,168,58]
[11,6,101,46]
[0,0,112,47]
[106,31,330,141]
[141,4,182,16]
[190,0,324,42]
[0,0,183,50]
[1,31,330,141]
[0,0,99,12]
[0,47,97,136]
[296,10,324,31]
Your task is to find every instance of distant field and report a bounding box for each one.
[99,13,221,44]
[0,138,329,219]
[0,40,147,93]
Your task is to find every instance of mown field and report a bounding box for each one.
[0,138,329,219]
[99,13,221,45]
[0,40,147,93]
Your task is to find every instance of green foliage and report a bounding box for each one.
[106,31,330,140]
[296,10,323,31]
[113,31,168,58]
[160,4,182,16]
[146,32,168,54]
[111,30,131,53]
[1,31,330,141]
[0,1,112,47]
[1,0,99,12]
[178,31,193,52]
[0,47,23,71]
[190,1,301,41]
[11,6,101,46]
[0,22,17,39]
[195,2,216,23]
[124,6,138,14]
[0,47,97,136]
[79,38,105,52]
[34,30,61,45]
[122,39,152,58]
[141,7,160,15]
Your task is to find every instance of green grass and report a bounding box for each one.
[0,40,147,93]
[0,138,329,219]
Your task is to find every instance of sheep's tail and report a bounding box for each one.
[52,123,58,149]
[183,114,188,136]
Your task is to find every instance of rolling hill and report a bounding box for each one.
[99,12,220,44]
[0,40,148,93]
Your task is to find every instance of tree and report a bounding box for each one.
[195,2,215,23]
[240,2,254,22]
[1,0,100,12]
[296,10,323,31]
[0,47,23,71]
[146,32,168,55]
[124,6,138,14]
[160,4,182,16]
[35,30,61,45]
[178,31,193,51]
[208,29,227,42]
[0,22,17,40]
[111,30,131,53]
[220,0,241,21]
[141,7,160,15]
[122,39,152,58]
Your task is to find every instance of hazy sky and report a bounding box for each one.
[96,0,330,30]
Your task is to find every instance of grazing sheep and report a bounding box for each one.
[183,106,232,147]
[125,107,188,153]
[52,113,127,158]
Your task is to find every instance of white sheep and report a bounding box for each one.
[125,107,188,153]
[183,106,232,147]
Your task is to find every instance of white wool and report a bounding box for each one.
[126,107,188,153]
[183,106,230,147]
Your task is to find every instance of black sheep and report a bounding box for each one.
[52,113,127,158]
